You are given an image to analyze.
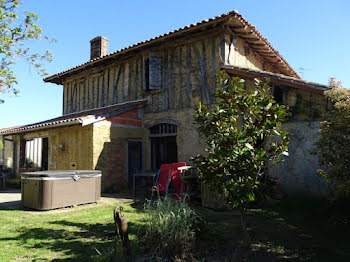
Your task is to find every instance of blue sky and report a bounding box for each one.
[0,0,349,129]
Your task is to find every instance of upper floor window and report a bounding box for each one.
[144,52,162,91]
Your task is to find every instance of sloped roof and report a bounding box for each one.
[0,99,147,135]
[221,65,329,93]
[44,10,299,85]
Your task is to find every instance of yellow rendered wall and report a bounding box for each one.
[224,33,277,73]
[20,124,94,171]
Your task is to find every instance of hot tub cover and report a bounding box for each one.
[22,170,101,178]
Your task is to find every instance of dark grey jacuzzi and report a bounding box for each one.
[21,170,101,210]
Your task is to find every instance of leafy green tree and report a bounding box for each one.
[316,78,350,205]
[0,0,54,103]
[192,72,289,241]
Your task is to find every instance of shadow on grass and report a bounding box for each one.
[255,198,350,262]
[197,198,350,262]
[3,197,348,261]
[0,202,147,261]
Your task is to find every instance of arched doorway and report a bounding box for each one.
[150,123,178,170]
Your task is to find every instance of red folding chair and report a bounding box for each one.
[170,162,186,200]
[150,164,172,199]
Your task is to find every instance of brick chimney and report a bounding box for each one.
[90,36,109,60]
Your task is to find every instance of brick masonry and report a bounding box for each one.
[95,138,127,192]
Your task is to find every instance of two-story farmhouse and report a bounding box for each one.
[0,10,329,196]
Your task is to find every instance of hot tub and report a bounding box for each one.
[21,170,101,210]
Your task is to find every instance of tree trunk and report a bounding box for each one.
[239,206,250,245]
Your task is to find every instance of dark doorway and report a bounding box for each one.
[128,141,143,186]
[151,136,178,169]
[41,137,48,170]
[150,123,178,170]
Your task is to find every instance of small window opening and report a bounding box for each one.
[150,123,177,135]
[273,86,284,104]
[144,57,150,91]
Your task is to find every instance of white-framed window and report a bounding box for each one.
[24,137,48,170]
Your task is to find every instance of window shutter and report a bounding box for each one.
[149,53,162,90]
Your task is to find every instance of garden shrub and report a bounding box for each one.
[316,78,350,210]
[191,72,289,241]
[141,197,203,260]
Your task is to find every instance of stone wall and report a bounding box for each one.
[143,108,206,165]
[270,121,328,196]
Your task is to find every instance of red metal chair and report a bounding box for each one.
[169,162,187,200]
[150,164,172,198]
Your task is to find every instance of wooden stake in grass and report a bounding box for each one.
[113,205,131,261]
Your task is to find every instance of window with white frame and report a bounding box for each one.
[24,137,48,170]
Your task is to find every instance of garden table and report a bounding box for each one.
[132,171,158,199]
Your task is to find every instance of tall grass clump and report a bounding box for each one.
[141,197,203,260]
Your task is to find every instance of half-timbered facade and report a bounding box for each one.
[1,10,329,197]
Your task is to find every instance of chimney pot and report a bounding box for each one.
[90,36,109,60]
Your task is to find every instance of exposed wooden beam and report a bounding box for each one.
[235,31,253,35]
[230,25,245,30]
[249,43,265,47]
[241,37,260,42]
[222,67,325,94]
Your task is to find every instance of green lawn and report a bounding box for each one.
[0,200,147,261]
[0,198,350,261]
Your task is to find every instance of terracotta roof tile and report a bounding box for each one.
[0,99,147,135]
[44,10,299,84]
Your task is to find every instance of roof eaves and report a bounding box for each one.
[0,99,148,135]
[228,12,300,78]
[0,119,83,136]
[221,65,329,93]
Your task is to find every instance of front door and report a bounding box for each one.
[151,136,178,170]
[127,141,143,186]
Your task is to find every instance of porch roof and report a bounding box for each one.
[221,65,329,94]
[0,99,147,135]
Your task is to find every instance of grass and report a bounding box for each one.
[0,200,147,261]
[0,197,350,261]
[198,198,350,261]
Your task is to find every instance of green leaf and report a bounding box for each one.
[245,143,253,150]
[282,151,289,156]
